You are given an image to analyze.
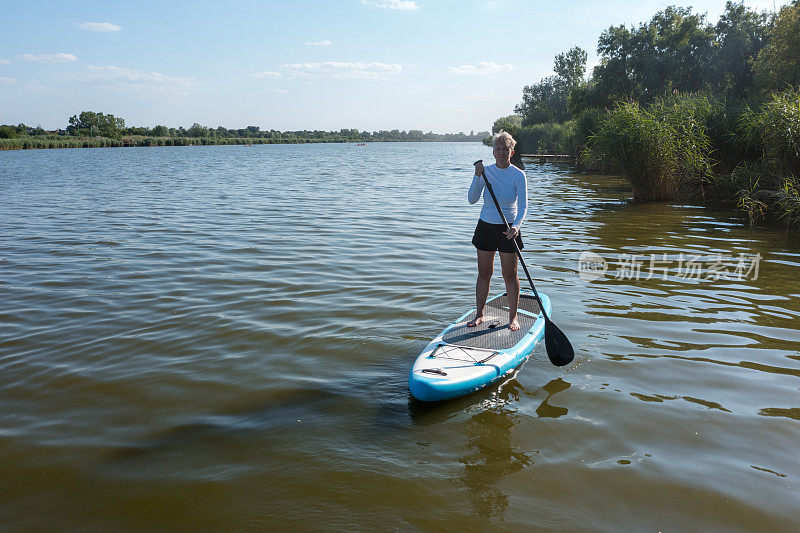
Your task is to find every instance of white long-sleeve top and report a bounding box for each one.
[468,163,528,229]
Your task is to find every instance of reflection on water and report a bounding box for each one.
[535,378,570,418]
[458,407,535,520]
[757,407,800,421]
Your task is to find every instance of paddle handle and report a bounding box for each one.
[474,160,550,321]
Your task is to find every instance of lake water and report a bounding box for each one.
[1,142,799,531]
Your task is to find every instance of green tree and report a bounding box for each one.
[554,46,588,87]
[0,125,19,138]
[515,47,587,125]
[152,125,169,137]
[68,111,125,138]
[592,25,638,106]
[492,115,522,137]
[754,0,800,92]
[408,129,424,141]
[591,7,715,104]
[186,123,208,137]
[714,1,771,97]
[515,76,568,125]
[125,126,151,136]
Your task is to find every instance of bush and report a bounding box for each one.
[706,97,752,174]
[776,176,800,226]
[0,125,19,139]
[518,121,577,154]
[739,88,800,183]
[585,94,713,200]
[575,108,604,148]
[0,138,23,149]
[728,162,768,227]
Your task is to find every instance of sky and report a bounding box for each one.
[0,0,790,133]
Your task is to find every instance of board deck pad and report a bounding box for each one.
[441,308,536,350]
[486,292,541,314]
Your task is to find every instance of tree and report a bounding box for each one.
[0,125,18,138]
[640,7,715,96]
[67,111,125,138]
[515,47,587,126]
[492,115,522,137]
[152,125,169,137]
[186,123,208,137]
[554,46,588,87]
[515,76,568,125]
[125,126,151,136]
[591,7,715,105]
[592,24,638,106]
[754,0,800,93]
[714,1,771,97]
[408,129,424,141]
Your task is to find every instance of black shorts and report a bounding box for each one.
[471,219,524,253]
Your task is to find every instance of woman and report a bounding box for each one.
[467,131,527,331]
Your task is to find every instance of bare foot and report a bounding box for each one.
[509,317,520,331]
[467,315,485,327]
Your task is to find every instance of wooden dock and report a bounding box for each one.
[520,154,576,164]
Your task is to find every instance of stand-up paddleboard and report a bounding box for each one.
[409,288,551,402]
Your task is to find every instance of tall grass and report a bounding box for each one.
[739,88,800,181]
[517,121,577,155]
[728,162,768,227]
[705,97,752,175]
[0,136,123,149]
[777,177,800,226]
[584,94,712,200]
[711,89,800,227]
[0,135,356,150]
[574,108,608,171]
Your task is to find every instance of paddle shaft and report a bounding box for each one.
[477,166,550,321]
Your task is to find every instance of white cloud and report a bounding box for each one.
[279,61,401,79]
[273,89,289,94]
[69,65,199,97]
[361,0,418,10]
[0,59,10,65]
[449,62,513,76]
[18,53,77,63]
[253,71,283,79]
[305,40,332,47]
[0,76,18,84]
[482,0,505,10]
[77,22,122,32]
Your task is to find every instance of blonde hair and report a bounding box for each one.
[493,130,516,150]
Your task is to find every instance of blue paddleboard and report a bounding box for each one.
[409,289,551,402]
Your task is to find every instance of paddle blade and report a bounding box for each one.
[544,319,574,367]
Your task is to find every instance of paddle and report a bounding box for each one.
[474,159,574,367]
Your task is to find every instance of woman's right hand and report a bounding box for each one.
[473,160,484,176]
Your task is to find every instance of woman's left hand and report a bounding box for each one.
[504,226,519,240]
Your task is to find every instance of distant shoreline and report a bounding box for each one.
[0,136,485,151]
